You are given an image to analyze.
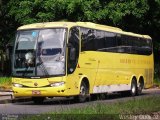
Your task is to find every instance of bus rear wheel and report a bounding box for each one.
[32,97,45,104]
[74,81,88,103]
[137,81,144,95]
[130,78,137,96]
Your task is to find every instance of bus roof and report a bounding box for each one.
[17,22,77,30]
[18,22,151,39]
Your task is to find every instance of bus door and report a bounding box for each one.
[67,27,80,95]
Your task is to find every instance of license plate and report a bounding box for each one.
[32,90,41,95]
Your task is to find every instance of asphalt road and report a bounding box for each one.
[0,88,160,114]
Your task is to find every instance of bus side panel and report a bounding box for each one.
[77,51,154,93]
[77,51,99,93]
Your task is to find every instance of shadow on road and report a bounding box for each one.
[12,92,149,106]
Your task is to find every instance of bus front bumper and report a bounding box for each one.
[12,86,73,97]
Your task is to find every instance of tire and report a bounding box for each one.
[32,97,45,104]
[97,93,108,100]
[137,82,144,95]
[130,78,137,96]
[74,81,88,103]
[121,91,130,97]
[90,94,98,101]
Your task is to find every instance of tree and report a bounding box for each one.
[4,0,160,55]
[0,0,17,49]
[7,0,149,25]
[0,0,160,77]
[2,0,160,51]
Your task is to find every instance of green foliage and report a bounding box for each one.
[55,96,160,115]
[6,0,150,25]
[0,0,160,78]
[23,96,160,120]
[103,0,149,24]
[0,77,11,85]
[0,0,15,47]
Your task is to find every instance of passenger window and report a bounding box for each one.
[95,30,105,51]
[81,28,96,51]
[104,32,117,52]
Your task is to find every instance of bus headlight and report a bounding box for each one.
[12,83,23,88]
[50,82,65,87]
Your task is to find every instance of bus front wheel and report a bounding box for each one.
[74,81,88,103]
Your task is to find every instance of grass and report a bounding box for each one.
[154,77,160,87]
[23,96,160,120]
[0,77,12,90]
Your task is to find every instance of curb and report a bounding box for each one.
[0,96,32,104]
[0,98,13,104]
[0,91,14,104]
[0,91,32,104]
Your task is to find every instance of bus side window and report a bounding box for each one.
[67,27,80,74]
[81,28,96,51]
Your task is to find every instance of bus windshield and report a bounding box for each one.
[13,28,66,77]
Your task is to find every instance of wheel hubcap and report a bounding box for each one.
[132,85,136,94]
[80,86,86,96]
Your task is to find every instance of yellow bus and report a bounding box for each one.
[12,22,153,103]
